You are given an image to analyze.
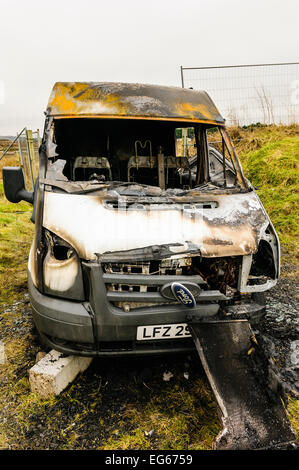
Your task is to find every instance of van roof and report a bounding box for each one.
[47,82,225,125]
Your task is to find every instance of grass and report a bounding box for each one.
[0,181,33,305]
[0,154,34,307]
[287,399,299,439]
[231,124,299,264]
[101,380,219,450]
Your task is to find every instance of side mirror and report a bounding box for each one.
[2,167,34,204]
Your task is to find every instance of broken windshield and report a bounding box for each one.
[45,118,248,194]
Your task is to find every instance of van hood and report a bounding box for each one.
[43,190,269,261]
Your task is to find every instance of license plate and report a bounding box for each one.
[137,323,191,341]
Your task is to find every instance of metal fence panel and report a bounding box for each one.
[180,62,299,126]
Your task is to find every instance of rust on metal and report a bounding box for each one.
[47,82,225,125]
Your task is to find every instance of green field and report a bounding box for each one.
[233,124,299,263]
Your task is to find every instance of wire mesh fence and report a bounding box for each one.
[0,128,40,191]
[180,62,299,126]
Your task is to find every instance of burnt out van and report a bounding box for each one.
[2,82,280,357]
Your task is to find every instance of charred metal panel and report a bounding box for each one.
[42,190,268,260]
[190,321,296,450]
[47,82,224,125]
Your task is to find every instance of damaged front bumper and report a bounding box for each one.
[28,257,267,357]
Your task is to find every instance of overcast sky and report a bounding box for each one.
[0,0,298,134]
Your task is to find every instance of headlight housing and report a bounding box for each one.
[43,229,85,300]
[238,224,280,293]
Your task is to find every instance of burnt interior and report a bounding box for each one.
[46,119,236,189]
[102,256,242,297]
[191,256,241,293]
[249,240,276,283]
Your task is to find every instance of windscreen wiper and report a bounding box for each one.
[40,178,109,194]
[41,179,162,195]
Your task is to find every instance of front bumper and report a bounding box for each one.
[28,262,266,357]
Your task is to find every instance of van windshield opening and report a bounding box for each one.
[45,118,244,192]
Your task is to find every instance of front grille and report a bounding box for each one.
[101,257,226,311]
[103,258,192,276]
[104,201,218,210]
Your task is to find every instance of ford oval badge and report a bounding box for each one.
[171,282,196,308]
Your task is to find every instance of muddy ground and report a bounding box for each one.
[0,265,298,450]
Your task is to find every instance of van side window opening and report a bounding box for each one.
[45,118,242,191]
[205,127,235,187]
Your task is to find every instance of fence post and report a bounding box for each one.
[25,129,35,189]
[36,129,41,150]
[17,132,24,169]
[180,66,185,88]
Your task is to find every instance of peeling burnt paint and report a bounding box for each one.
[46,82,225,124]
[42,190,268,261]
[203,238,233,246]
